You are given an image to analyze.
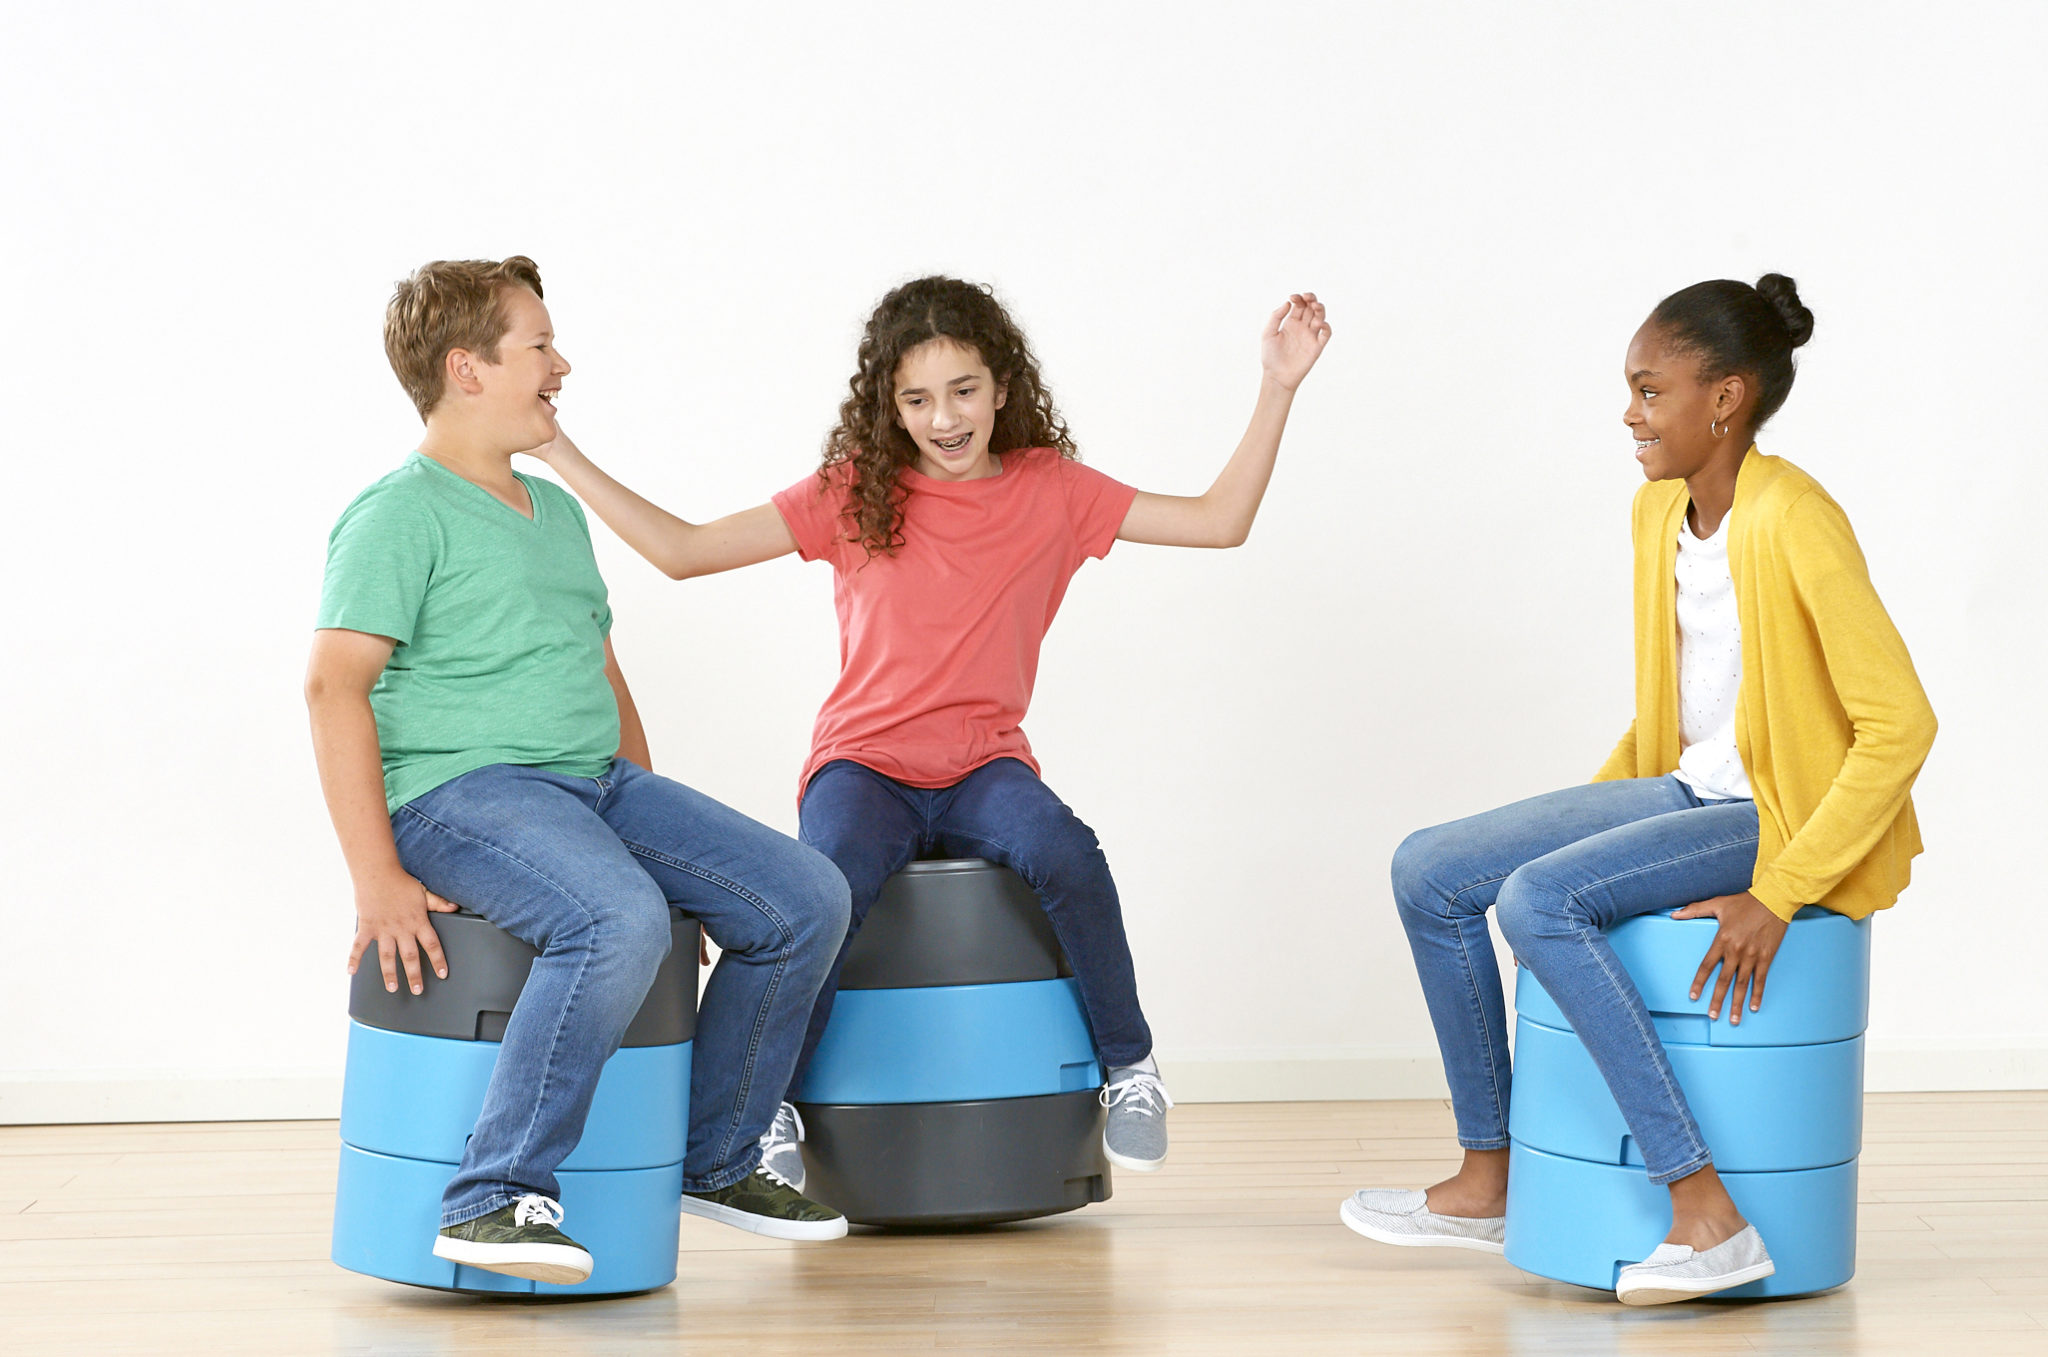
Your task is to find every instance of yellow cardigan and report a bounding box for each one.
[1594,450,1937,921]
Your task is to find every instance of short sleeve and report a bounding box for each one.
[1056,457,1139,560]
[772,467,852,563]
[316,485,435,644]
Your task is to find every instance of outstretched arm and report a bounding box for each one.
[1117,293,1332,548]
[530,431,797,579]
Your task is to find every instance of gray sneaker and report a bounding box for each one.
[759,1101,807,1193]
[1616,1224,1775,1304]
[1101,1066,1173,1172]
[1338,1188,1506,1254]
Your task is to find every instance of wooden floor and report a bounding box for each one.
[3,1093,2043,1355]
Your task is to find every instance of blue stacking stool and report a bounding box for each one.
[1504,906,1872,1298]
[332,907,697,1295]
[793,859,1112,1226]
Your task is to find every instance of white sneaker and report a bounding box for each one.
[1616,1224,1776,1304]
[1338,1188,1506,1254]
[758,1101,807,1193]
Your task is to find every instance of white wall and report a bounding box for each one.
[3,1,2042,1121]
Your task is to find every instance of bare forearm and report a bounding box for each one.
[1199,376,1298,546]
[307,691,405,886]
[546,440,705,577]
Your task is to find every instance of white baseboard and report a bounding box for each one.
[0,1074,342,1126]
[4,1041,2043,1125]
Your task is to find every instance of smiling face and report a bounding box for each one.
[1621,322,1747,482]
[465,284,570,449]
[893,338,1008,480]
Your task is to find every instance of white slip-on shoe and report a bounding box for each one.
[1616,1224,1776,1305]
[1338,1188,1506,1254]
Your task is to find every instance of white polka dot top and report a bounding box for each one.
[1672,507,1753,802]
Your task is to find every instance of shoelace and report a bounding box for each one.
[758,1157,799,1190]
[772,1101,806,1145]
[512,1194,565,1228]
[1099,1071,1174,1117]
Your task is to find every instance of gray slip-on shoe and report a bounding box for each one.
[1616,1223,1775,1304]
[1338,1188,1506,1254]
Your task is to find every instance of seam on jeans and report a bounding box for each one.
[397,807,604,1199]
[1649,1150,1714,1187]
[620,840,798,1170]
[1576,920,1712,1174]
[1546,820,1760,906]
[1451,915,1511,1141]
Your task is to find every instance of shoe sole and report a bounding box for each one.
[1337,1200,1505,1254]
[1616,1259,1777,1305]
[1104,1143,1166,1174]
[431,1234,592,1285]
[678,1195,848,1241]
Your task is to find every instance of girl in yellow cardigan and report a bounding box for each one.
[1339,275,1935,1303]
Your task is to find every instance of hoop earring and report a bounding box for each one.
[1710,418,1727,438]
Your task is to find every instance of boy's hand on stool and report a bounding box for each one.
[1674,891,1789,1025]
[347,869,457,995]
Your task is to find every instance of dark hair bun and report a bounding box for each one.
[1756,273,1814,348]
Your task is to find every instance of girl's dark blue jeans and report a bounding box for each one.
[788,757,1155,1088]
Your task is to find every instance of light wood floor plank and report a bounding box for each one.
[3,1092,2043,1354]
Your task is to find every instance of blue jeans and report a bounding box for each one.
[1393,775,1760,1185]
[788,757,1154,1087]
[391,759,851,1222]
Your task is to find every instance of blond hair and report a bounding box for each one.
[384,256,544,419]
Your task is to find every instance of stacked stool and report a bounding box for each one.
[1504,906,1872,1298]
[793,859,1112,1226]
[332,907,698,1295]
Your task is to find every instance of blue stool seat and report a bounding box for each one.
[1503,906,1871,1298]
[797,979,1103,1104]
[331,909,697,1296]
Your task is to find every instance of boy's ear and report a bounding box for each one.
[444,347,485,399]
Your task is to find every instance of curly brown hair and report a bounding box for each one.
[821,276,1077,556]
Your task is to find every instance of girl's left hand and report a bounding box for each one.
[1673,891,1790,1025]
[1261,293,1333,391]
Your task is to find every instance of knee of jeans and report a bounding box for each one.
[1494,865,1581,951]
[772,845,852,953]
[595,884,673,975]
[1390,826,1464,921]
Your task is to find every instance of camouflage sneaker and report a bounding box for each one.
[680,1165,848,1241]
[431,1194,594,1284]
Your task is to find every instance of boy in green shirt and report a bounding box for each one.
[308,257,850,1285]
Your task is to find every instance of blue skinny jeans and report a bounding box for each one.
[788,757,1154,1089]
[1393,775,1760,1185]
[390,759,851,1223]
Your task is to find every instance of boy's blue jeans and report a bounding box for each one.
[390,759,851,1224]
[788,757,1154,1089]
[1394,775,1760,1186]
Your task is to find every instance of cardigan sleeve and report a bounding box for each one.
[1747,492,1938,918]
[1593,723,1638,782]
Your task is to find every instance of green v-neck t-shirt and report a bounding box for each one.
[317,452,619,812]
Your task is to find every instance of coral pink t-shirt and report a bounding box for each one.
[773,447,1138,799]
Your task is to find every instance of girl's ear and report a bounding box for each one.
[994,379,1008,411]
[1714,372,1749,424]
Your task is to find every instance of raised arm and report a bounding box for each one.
[1117,293,1332,548]
[531,430,797,579]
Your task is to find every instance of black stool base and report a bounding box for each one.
[795,1090,1112,1227]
